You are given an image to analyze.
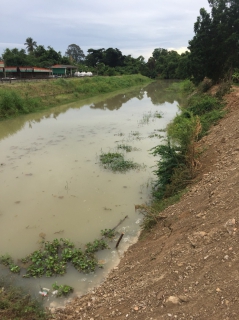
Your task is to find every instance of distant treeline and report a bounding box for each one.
[1,0,239,83]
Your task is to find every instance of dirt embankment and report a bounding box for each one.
[53,87,239,320]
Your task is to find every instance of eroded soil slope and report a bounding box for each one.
[53,86,239,320]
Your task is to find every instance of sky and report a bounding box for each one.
[1,0,211,61]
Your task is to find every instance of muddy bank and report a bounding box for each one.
[53,87,239,319]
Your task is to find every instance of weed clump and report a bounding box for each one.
[99,152,139,172]
[52,282,73,297]
[0,277,50,319]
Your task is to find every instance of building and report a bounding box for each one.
[0,61,5,77]
[0,61,78,79]
[0,61,52,79]
[51,64,77,77]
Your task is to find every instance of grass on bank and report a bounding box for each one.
[0,277,50,320]
[140,79,231,232]
[0,75,152,120]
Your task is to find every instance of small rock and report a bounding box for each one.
[225,218,236,234]
[157,291,164,300]
[165,296,181,306]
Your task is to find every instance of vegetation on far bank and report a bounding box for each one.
[0,74,152,120]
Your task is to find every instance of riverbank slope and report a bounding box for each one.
[53,86,239,320]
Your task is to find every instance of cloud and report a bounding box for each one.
[1,0,211,59]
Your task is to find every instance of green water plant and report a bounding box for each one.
[99,152,139,172]
[117,144,133,152]
[52,282,73,297]
[101,229,115,238]
[0,236,110,279]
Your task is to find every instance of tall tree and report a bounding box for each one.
[2,48,29,66]
[65,44,85,63]
[24,37,37,54]
[188,0,239,83]
[85,48,105,67]
[103,48,124,68]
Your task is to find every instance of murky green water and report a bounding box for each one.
[0,80,182,307]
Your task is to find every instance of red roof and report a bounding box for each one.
[51,64,77,68]
[34,67,51,72]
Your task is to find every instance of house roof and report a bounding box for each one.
[51,64,77,69]
[19,67,34,72]
[33,67,51,72]
[5,67,17,72]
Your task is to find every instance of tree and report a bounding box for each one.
[188,0,239,83]
[24,37,37,54]
[65,44,85,63]
[103,48,124,68]
[2,48,29,66]
[85,48,105,67]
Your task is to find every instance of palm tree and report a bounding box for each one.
[24,37,37,54]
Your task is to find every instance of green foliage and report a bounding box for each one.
[85,239,108,254]
[150,83,228,206]
[232,70,239,83]
[117,144,133,152]
[151,140,186,199]
[0,278,50,319]
[99,152,139,172]
[187,95,220,116]
[186,93,226,137]
[144,48,192,79]
[0,254,13,266]
[0,90,41,119]
[167,112,201,155]
[52,282,73,297]
[0,236,109,279]
[0,75,152,120]
[199,109,226,137]
[189,1,239,83]
[101,229,115,238]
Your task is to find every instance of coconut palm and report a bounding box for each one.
[24,37,37,54]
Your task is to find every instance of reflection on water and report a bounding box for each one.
[0,80,183,306]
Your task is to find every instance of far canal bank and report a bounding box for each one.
[0,75,152,120]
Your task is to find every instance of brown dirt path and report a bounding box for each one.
[53,86,239,320]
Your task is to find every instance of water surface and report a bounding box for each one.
[0,81,181,305]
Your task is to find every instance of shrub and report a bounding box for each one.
[197,78,213,93]
[187,95,220,116]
